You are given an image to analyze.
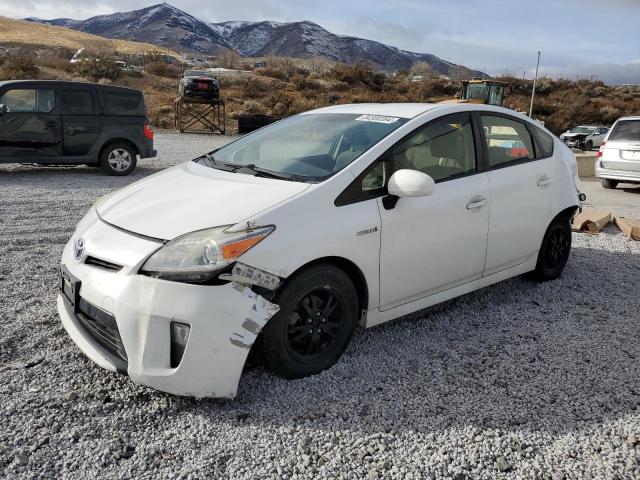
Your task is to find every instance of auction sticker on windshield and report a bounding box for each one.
[355,114,400,124]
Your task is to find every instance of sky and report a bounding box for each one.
[2,0,640,83]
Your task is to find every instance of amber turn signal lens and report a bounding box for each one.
[221,235,267,260]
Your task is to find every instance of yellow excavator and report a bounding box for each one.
[441,78,511,107]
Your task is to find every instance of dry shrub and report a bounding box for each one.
[291,74,322,92]
[239,99,266,116]
[327,62,385,90]
[0,50,39,80]
[239,77,271,99]
[72,49,122,82]
[145,61,180,78]
[255,58,307,82]
[148,105,174,129]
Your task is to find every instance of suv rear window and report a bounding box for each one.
[608,120,640,142]
[102,91,144,116]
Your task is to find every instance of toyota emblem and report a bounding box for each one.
[73,238,85,260]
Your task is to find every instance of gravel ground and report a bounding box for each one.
[1,132,639,479]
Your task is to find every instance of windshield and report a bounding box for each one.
[184,70,214,78]
[608,120,640,142]
[465,84,488,101]
[568,126,595,134]
[195,113,408,181]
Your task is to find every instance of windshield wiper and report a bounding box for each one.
[197,155,309,182]
[226,163,307,182]
[197,153,236,172]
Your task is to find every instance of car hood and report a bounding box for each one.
[563,133,590,139]
[96,161,310,240]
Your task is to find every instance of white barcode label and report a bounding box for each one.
[355,114,400,124]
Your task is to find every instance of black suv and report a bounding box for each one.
[0,80,156,175]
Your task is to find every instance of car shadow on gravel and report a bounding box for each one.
[192,245,640,437]
[0,164,165,181]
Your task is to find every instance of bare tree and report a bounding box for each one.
[221,49,240,69]
[410,61,435,77]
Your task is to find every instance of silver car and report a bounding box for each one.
[596,117,640,189]
[560,125,608,151]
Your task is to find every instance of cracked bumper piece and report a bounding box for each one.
[57,242,279,398]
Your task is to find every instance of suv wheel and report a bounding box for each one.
[530,217,572,282]
[262,264,358,379]
[100,143,137,176]
[601,178,618,189]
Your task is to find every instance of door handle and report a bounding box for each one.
[537,175,552,188]
[64,127,80,135]
[466,196,487,210]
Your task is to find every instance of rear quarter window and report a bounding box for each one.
[530,125,554,158]
[102,91,144,116]
[608,120,640,142]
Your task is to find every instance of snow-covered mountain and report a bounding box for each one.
[211,20,458,74]
[26,3,233,55]
[26,3,480,75]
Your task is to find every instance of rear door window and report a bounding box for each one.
[481,115,535,169]
[0,88,55,113]
[102,91,144,116]
[608,121,640,142]
[63,89,94,115]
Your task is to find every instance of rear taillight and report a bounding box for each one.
[596,142,606,158]
[143,124,154,140]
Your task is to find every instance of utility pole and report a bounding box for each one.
[529,50,541,118]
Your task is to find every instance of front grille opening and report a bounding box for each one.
[75,298,128,363]
[85,256,123,272]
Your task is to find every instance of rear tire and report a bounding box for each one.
[601,178,618,189]
[99,142,137,176]
[530,217,572,282]
[262,264,358,379]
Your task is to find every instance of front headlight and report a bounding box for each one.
[140,225,274,282]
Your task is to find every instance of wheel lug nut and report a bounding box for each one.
[309,329,313,334]
[307,319,312,324]
[317,328,322,333]
[321,318,326,323]
[316,312,321,317]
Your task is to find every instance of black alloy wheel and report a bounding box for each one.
[262,264,358,378]
[286,287,345,359]
[531,218,572,282]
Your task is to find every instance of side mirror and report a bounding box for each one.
[388,169,435,198]
[0,104,7,115]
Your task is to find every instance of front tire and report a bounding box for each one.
[262,264,359,379]
[531,217,572,282]
[585,140,593,151]
[601,178,618,189]
[99,143,137,176]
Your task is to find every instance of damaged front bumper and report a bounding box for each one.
[57,219,279,399]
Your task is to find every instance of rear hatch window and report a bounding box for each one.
[102,91,145,116]
[608,120,640,142]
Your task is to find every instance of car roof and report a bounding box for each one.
[0,80,141,94]
[304,103,531,120]
[615,117,640,122]
[306,103,443,119]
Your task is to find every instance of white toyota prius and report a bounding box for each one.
[58,103,583,398]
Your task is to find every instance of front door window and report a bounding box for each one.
[0,88,55,113]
